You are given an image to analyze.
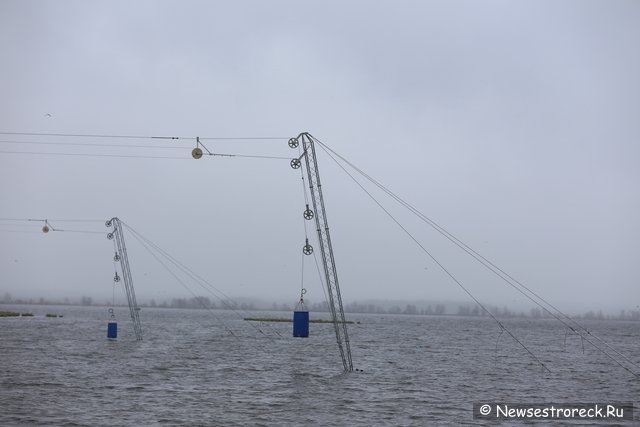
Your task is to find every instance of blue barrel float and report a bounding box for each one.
[107,308,117,340]
[293,289,309,338]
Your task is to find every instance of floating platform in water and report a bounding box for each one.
[1,311,63,318]
[244,317,355,324]
[0,311,21,317]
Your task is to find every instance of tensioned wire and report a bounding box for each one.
[0,150,290,161]
[0,131,288,140]
[0,218,104,222]
[0,139,187,149]
[311,136,550,373]
[3,130,634,374]
[21,132,338,317]
[0,217,284,339]
[312,135,638,372]
[0,132,292,160]
[0,218,108,234]
[295,142,332,314]
[123,223,270,338]
[311,135,638,377]
[0,150,193,160]
[0,228,42,234]
[121,222,283,340]
[112,239,119,309]
[122,224,240,338]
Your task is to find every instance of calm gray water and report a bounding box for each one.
[1,304,638,426]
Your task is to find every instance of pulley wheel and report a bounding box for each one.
[42,225,49,233]
[107,233,114,240]
[303,244,313,255]
[192,147,203,159]
[303,209,314,220]
[114,273,121,283]
[288,138,299,148]
[290,158,301,169]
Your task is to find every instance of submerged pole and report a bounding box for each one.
[296,133,353,372]
[106,217,142,340]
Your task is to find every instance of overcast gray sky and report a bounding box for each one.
[1,1,638,313]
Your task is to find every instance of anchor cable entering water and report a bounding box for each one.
[312,136,638,377]
[122,222,284,340]
[314,137,551,372]
[123,226,239,339]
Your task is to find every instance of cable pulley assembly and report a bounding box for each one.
[288,138,299,148]
[192,147,203,159]
[290,158,301,169]
[192,136,211,159]
[302,238,313,255]
[113,272,121,283]
[303,204,314,220]
[41,219,54,233]
[113,252,121,262]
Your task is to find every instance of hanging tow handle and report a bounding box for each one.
[296,288,307,310]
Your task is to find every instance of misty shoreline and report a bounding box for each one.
[2,297,638,322]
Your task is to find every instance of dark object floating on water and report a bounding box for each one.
[244,317,355,324]
[0,311,21,317]
[46,313,63,318]
[0,311,38,317]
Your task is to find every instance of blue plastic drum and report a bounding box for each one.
[107,320,117,339]
[293,310,309,337]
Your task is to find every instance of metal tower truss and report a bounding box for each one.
[295,132,353,372]
[106,217,143,340]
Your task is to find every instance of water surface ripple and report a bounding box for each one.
[1,305,638,425]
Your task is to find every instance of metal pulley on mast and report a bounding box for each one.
[188,131,354,371]
[289,132,354,372]
[106,217,143,340]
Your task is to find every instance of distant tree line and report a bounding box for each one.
[1,292,638,321]
[145,297,255,311]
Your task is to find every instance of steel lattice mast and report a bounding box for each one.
[191,132,353,371]
[296,132,353,372]
[107,217,143,340]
